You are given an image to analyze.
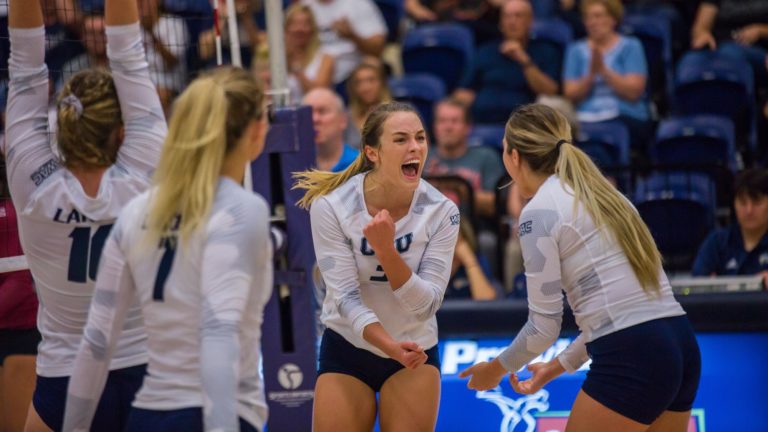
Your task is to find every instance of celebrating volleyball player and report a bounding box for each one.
[62,66,272,432]
[460,104,701,431]
[294,101,460,432]
[6,0,166,429]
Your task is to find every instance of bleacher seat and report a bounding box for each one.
[653,115,739,172]
[389,73,446,131]
[673,50,756,155]
[576,120,630,166]
[620,13,673,113]
[468,124,506,151]
[530,18,574,61]
[401,23,474,92]
[634,171,717,271]
[373,0,405,43]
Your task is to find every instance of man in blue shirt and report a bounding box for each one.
[693,169,768,278]
[453,0,561,125]
[303,88,359,172]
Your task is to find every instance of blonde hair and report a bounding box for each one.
[285,3,320,68]
[293,101,419,209]
[57,69,122,170]
[505,104,661,293]
[146,67,265,244]
[581,0,624,22]
[347,61,392,123]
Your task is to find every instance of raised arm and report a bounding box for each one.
[105,0,166,179]
[5,1,58,209]
[62,224,137,432]
[199,197,271,432]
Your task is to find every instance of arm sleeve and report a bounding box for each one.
[392,202,459,321]
[497,207,565,372]
[106,22,166,179]
[691,230,720,276]
[199,199,271,432]
[63,224,136,432]
[556,332,589,373]
[623,38,647,76]
[310,197,379,339]
[5,26,58,210]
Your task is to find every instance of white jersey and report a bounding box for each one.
[63,178,272,432]
[311,173,460,357]
[6,23,166,377]
[498,175,685,373]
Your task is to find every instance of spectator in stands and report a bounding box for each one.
[302,0,387,86]
[303,88,359,172]
[693,169,768,281]
[138,0,189,114]
[345,59,392,149]
[285,3,335,95]
[691,0,768,87]
[59,13,108,89]
[446,218,497,300]
[424,98,505,218]
[405,0,504,45]
[454,0,560,125]
[563,0,652,156]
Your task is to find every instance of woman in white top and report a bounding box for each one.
[294,101,459,432]
[6,0,165,430]
[460,104,701,431]
[285,3,335,94]
[62,66,272,432]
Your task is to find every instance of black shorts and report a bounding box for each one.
[318,328,440,392]
[33,364,147,431]
[582,315,701,425]
[0,328,41,365]
[126,407,259,432]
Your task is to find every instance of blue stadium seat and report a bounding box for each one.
[653,115,739,172]
[389,73,446,131]
[634,172,717,270]
[673,50,756,154]
[576,120,630,168]
[373,0,405,42]
[530,18,574,61]
[468,124,505,151]
[620,13,673,109]
[401,23,474,92]
[531,0,558,19]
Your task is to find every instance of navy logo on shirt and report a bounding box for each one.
[519,221,532,237]
[360,233,414,256]
[450,213,460,226]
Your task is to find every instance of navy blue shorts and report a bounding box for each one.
[318,328,441,392]
[582,315,701,425]
[126,407,259,432]
[0,328,40,365]
[33,363,146,431]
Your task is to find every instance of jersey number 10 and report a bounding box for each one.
[67,224,114,283]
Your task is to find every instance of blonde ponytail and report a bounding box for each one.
[146,67,264,245]
[505,104,662,293]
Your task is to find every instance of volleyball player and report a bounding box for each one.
[459,104,701,431]
[294,102,460,432]
[63,66,272,432]
[6,0,166,429]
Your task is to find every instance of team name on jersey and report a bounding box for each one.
[52,207,94,224]
[360,233,414,256]
[519,221,532,237]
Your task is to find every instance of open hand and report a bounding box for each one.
[459,360,507,391]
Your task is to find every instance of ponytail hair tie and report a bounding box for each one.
[555,139,570,153]
[60,94,83,119]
